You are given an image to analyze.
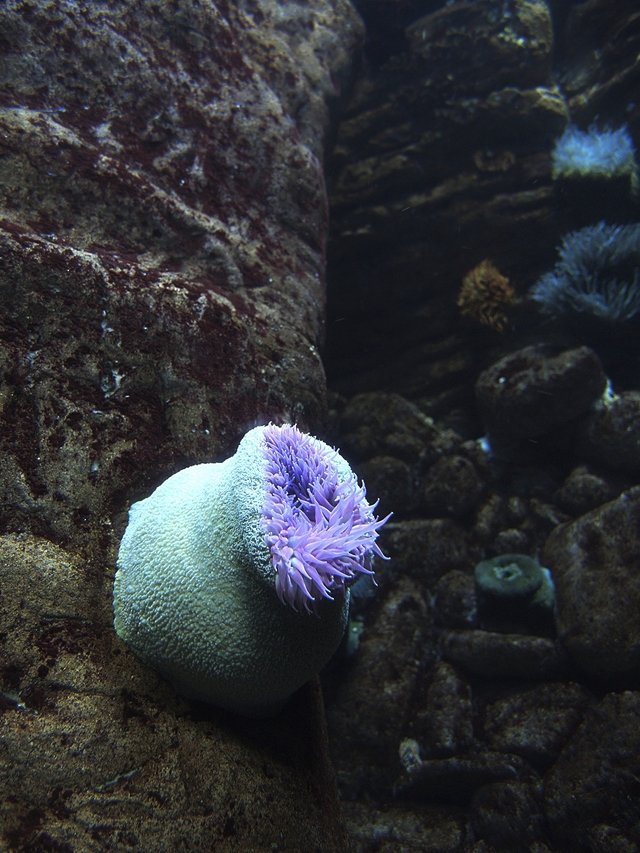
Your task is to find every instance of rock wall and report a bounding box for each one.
[0,1,363,849]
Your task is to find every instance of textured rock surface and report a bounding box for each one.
[544,691,640,853]
[579,391,640,471]
[441,630,570,680]
[0,534,347,850]
[475,344,608,449]
[0,0,364,848]
[0,0,363,542]
[544,487,640,680]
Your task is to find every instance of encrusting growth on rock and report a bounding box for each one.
[457,259,517,333]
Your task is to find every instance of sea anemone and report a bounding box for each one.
[262,424,388,613]
[529,222,640,324]
[551,124,638,191]
[113,424,390,714]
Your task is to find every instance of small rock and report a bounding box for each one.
[544,691,640,852]
[434,571,479,629]
[555,465,620,516]
[493,527,530,554]
[544,486,640,680]
[356,455,416,518]
[423,455,485,518]
[475,344,607,450]
[415,662,474,757]
[381,519,478,589]
[579,391,640,471]
[441,630,570,680]
[342,801,465,853]
[471,781,546,852]
[340,392,438,462]
[482,682,592,769]
[395,752,535,806]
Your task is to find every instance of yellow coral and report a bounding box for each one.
[457,259,517,333]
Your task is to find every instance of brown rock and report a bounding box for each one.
[555,464,620,516]
[395,751,535,806]
[342,801,465,853]
[0,0,363,542]
[482,682,592,769]
[475,344,607,449]
[0,533,346,850]
[434,570,479,629]
[544,691,640,852]
[544,486,640,680]
[441,630,570,680]
[326,577,435,799]
[471,780,547,852]
[382,519,479,589]
[415,662,474,758]
[579,391,640,472]
[423,455,486,518]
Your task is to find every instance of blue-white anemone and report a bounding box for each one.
[551,124,638,191]
[529,222,640,324]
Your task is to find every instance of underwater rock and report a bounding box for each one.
[414,662,474,758]
[471,780,547,852]
[341,801,465,853]
[442,630,570,680]
[544,486,640,681]
[482,682,592,769]
[544,691,640,853]
[578,390,640,471]
[434,570,479,630]
[395,751,535,806]
[475,344,608,451]
[339,391,439,462]
[0,533,346,851]
[325,577,435,799]
[381,518,479,589]
[0,0,363,542]
[555,464,620,516]
[356,455,416,518]
[423,455,486,519]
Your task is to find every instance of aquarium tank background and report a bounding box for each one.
[0,0,639,851]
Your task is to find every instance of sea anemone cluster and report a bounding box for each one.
[529,222,640,324]
[262,424,388,613]
[551,124,639,191]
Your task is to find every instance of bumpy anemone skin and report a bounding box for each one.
[113,427,349,716]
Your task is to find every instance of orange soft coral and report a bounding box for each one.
[457,259,517,333]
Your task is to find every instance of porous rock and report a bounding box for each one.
[381,519,479,589]
[423,455,486,518]
[434,570,479,629]
[326,577,435,799]
[543,486,640,680]
[0,0,363,847]
[0,533,346,851]
[482,682,592,769]
[544,691,640,853]
[471,780,546,853]
[342,801,465,853]
[0,0,363,543]
[414,662,474,758]
[475,344,607,449]
[579,391,640,472]
[441,630,570,680]
[555,465,620,516]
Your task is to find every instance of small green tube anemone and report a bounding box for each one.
[474,553,555,633]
